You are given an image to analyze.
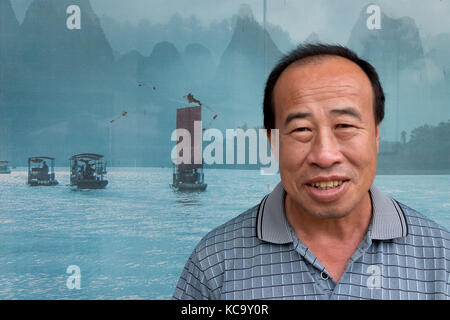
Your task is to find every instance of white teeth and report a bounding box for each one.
[311,180,343,190]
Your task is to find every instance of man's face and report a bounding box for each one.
[272,56,380,219]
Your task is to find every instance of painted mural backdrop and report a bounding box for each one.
[1,0,449,171]
[0,0,449,299]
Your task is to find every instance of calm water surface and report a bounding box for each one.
[0,168,448,299]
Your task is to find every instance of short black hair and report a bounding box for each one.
[263,43,385,129]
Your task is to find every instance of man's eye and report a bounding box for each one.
[294,127,310,132]
[336,124,354,129]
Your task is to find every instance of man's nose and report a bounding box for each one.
[306,129,343,168]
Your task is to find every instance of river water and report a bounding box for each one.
[0,168,448,299]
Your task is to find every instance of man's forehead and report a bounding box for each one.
[287,83,363,105]
[273,56,373,106]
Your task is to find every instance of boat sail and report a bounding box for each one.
[171,105,207,192]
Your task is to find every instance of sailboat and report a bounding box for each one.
[171,105,207,192]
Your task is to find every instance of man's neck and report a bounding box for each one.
[285,192,372,242]
[284,192,373,282]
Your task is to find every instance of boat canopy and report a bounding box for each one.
[70,153,104,161]
[28,156,55,163]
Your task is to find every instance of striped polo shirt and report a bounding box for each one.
[173,182,450,300]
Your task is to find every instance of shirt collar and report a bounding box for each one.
[256,182,408,244]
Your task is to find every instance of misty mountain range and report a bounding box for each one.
[0,0,449,168]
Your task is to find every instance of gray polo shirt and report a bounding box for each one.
[173,183,449,300]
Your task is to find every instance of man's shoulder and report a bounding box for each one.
[397,201,449,244]
[193,204,262,256]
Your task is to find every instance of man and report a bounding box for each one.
[173,44,449,300]
[42,161,49,179]
[85,162,95,178]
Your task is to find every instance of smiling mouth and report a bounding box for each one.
[306,179,351,191]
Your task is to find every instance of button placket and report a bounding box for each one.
[289,228,336,292]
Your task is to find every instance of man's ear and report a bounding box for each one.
[265,127,280,163]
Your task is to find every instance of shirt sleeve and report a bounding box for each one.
[172,248,215,300]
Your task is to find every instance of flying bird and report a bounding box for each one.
[110,111,128,124]
[185,93,202,106]
[138,82,157,90]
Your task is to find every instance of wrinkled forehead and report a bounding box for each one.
[273,56,374,109]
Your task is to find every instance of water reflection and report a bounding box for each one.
[174,192,201,207]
